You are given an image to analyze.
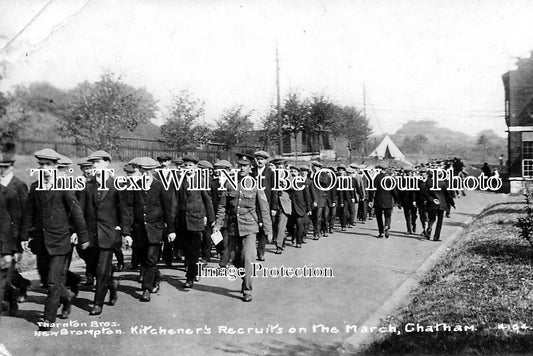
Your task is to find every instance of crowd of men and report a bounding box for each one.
[0,147,458,331]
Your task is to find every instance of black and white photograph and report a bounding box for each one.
[0,1,531,355]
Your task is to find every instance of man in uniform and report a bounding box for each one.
[21,148,89,330]
[252,150,277,261]
[214,153,272,302]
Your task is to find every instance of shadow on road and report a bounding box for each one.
[216,338,344,356]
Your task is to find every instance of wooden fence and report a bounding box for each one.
[16,139,264,163]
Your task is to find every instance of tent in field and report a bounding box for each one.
[369,135,405,160]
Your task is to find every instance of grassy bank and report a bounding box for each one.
[360,196,533,356]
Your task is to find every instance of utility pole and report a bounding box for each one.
[276,44,282,155]
[363,83,367,157]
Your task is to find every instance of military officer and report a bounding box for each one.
[214,153,272,302]
[252,150,277,262]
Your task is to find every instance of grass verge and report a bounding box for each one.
[360,196,533,356]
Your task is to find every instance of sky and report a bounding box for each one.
[1,0,532,138]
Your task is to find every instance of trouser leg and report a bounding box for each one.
[239,233,256,297]
[44,254,69,323]
[183,230,202,282]
[94,249,114,306]
[375,207,384,234]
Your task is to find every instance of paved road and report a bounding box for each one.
[0,191,505,356]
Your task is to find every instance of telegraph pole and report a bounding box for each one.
[276,44,282,155]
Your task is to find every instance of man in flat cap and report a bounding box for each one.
[368,164,398,238]
[252,150,277,261]
[397,167,418,235]
[309,161,334,239]
[214,153,272,302]
[269,156,292,253]
[21,149,90,330]
[0,145,23,316]
[213,160,233,268]
[77,150,129,315]
[198,160,216,265]
[287,165,311,248]
[123,157,175,302]
[174,156,214,288]
[0,143,30,306]
[415,167,430,237]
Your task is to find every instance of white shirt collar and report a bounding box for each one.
[0,172,14,187]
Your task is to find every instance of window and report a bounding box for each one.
[522,132,533,176]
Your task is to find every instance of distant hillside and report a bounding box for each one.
[368,120,506,165]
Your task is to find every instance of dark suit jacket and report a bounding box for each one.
[427,181,454,211]
[175,174,215,232]
[0,185,22,254]
[6,175,28,250]
[309,169,335,208]
[22,181,89,256]
[291,185,311,217]
[78,177,130,249]
[369,173,398,209]
[131,177,174,244]
[253,166,278,211]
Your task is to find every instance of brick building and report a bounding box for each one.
[502,51,533,193]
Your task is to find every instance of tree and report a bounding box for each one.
[333,105,373,153]
[58,73,156,150]
[212,106,254,149]
[0,77,31,144]
[160,90,210,150]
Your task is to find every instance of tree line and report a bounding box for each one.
[0,73,372,153]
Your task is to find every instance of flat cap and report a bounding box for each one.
[34,148,61,162]
[128,157,140,165]
[87,150,111,161]
[289,165,301,171]
[198,160,213,169]
[77,157,93,167]
[418,167,428,173]
[157,155,172,162]
[349,163,359,169]
[172,157,184,165]
[299,164,310,171]
[182,155,199,164]
[236,153,254,165]
[135,157,160,169]
[57,155,72,168]
[337,164,347,171]
[254,150,270,159]
[0,154,15,167]
[123,163,136,173]
[214,159,232,169]
[310,160,322,167]
[270,155,286,165]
